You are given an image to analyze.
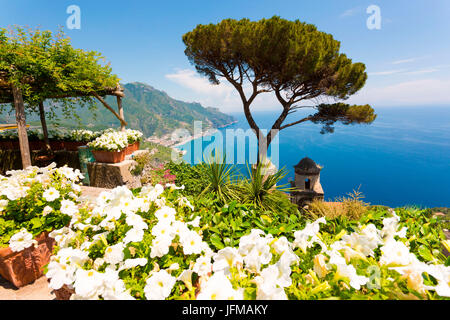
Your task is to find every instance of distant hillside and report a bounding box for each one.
[0,82,236,137]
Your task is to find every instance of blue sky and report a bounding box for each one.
[1,0,449,112]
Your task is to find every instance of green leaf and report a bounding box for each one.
[210,233,225,250]
[418,245,434,262]
[30,217,42,229]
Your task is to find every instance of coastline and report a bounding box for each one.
[171,128,217,149]
[146,119,238,155]
[172,119,239,149]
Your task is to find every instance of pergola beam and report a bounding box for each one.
[117,96,125,132]
[91,92,127,127]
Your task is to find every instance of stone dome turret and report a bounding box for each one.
[294,157,322,175]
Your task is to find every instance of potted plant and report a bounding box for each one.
[88,131,129,163]
[124,129,144,155]
[0,163,83,288]
[64,129,97,151]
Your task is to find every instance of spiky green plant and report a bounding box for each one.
[199,153,240,204]
[239,159,295,212]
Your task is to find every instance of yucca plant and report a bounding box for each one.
[239,158,295,213]
[199,153,240,204]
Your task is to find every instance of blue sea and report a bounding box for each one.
[178,106,450,208]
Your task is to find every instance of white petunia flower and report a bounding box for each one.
[144,270,176,300]
[42,205,53,216]
[46,260,77,290]
[119,258,148,271]
[123,228,144,244]
[155,206,176,223]
[179,231,204,255]
[238,229,266,256]
[212,247,243,275]
[9,229,37,252]
[104,243,125,265]
[177,270,194,289]
[125,213,148,230]
[334,263,369,290]
[197,272,243,300]
[0,199,8,212]
[193,256,213,277]
[178,197,194,211]
[292,217,326,253]
[150,236,172,258]
[172,220,189,236]
[43,187,60,202]
[186,216,201,228]
[243,240,272,273]
[60,199,79,217]
[73,269,104,298]
[152,222,175,240]
[379,240,418,266]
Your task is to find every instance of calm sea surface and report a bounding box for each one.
[178,106,450,208]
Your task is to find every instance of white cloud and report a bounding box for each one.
[165,69,233,97]
[392,58,418,65]
[166,70,450,113]
[347,78,450,106]
[391,56,429,65]
[368,69,407,76]
[404,68,439,75]
[340,7,360,18]
[165,69,279,112]
[369,64,450,76]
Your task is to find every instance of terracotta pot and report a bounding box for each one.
[91,149,126,163]
[64,141,86,151]
[124,141,140,155]
[53,284,75,300]
[0,232,55,288]
[50,140,64,151]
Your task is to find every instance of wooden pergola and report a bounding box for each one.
[0,71,127,168]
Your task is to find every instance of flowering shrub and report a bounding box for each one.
[0,128,43,141]
[124,129,143,144]
[68,130,102,143]
[88,131,129,152]
[0,163,84,252]
[0,128,142,147]
[45,183,450,300]
[141,164,176,186]
[87,129,143,152]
